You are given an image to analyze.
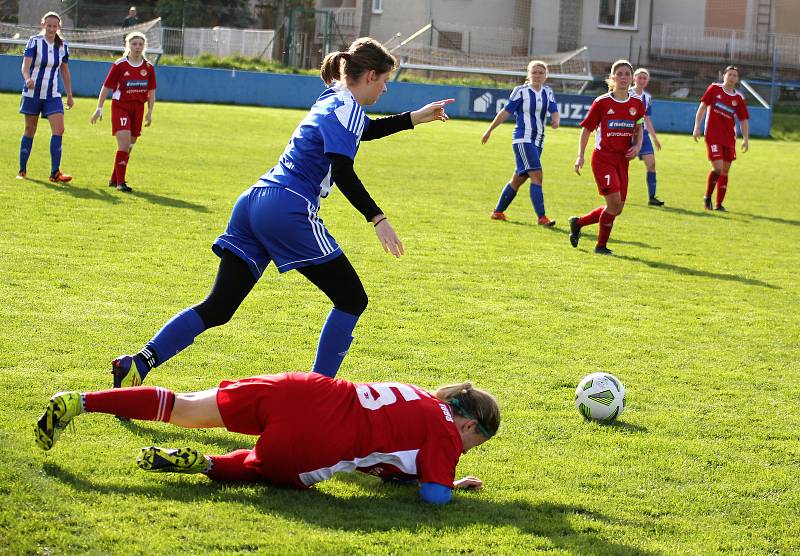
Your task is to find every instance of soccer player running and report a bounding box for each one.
[483,60,560,226]
[110,38,454,386]
[692,66,750,211]
[629,68,664,206]
[570,60,644,255]
[35,373,499,505]
[91,31,157,193]
[17,12,74,183]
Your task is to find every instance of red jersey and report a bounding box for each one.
[580,92,645,156]
[103,57,156,103]
[216,373,464,489]
[701,83,749,148]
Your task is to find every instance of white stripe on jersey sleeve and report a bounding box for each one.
[298,449,420,486]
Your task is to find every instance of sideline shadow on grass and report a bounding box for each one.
[24,178,121,204]
[615,254,779,289]
[117,420,249,453]
[129,189,210,213]
[550,226,660,250]
[43,462,660,556]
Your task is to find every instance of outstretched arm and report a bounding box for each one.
[481,109,511,144]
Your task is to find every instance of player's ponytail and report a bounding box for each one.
[606,59,633,92]
[320,37,396,87]
[435,382,500,439]
[40,12,64,49]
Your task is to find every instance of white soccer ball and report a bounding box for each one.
[574,372,625,422]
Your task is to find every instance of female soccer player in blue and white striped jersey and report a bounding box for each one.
[629,68,664,206]
[110,38,454,387]
[17,12,73,183]
[482,60,560,226]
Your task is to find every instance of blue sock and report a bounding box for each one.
[647,172,657,198]
[494,184,517,213]
[141,308,206,376]
[49,135,62,176]
[529,183,545,217]
[312,308,359,378]
[20,136,33,173]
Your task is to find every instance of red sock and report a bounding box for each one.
[578,206,604,227]
[114,150,130,183]
[597,210,617,248]
[83,387,174,422]
[207,449,263,482]
[705,171,719,198]
[716,174,728,207]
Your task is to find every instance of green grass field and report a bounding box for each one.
[1,91,798,555]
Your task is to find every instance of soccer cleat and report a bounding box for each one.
[116,182,132,193]
[537,215,556,227]
[490,211,507,221]
[137,446,209,474]
[16,171,26,180]
[648,196,665,206]
[568,216,581,248]
[35,391,83,451]
[714,204,727,212]
[112,355,144,389]
[594,246,614,255]
[704,197,713,210]
[49,170,72,183]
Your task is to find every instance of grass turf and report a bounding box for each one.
[0,92,798,555]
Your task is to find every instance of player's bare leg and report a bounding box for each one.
[169,389,225,429]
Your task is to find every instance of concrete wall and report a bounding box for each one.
[0,54,771,136]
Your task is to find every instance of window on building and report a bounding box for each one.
[372,0,383,14]
[598,0,637,30]
[437,30,463,51]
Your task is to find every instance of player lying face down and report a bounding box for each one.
[36,372,500,504]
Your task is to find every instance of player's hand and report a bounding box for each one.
[65,95,74,110]
[625,146,640,159]
[410,98,455,125]
[654,137,662,150]
[692,128,701,142]
[574,155,584,176]
[24,78,34,89]
[481,129,491,144]
[454,476,483,491]
[373,217,404,258]
[91,108,103,124]
[742,138,749,153]
[144,112,152,127]
[550,114,560,129]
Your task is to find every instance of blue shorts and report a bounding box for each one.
[20,95,64,117]
[212,183,342,279]
[513,142,543,176]
[638,133,654,158]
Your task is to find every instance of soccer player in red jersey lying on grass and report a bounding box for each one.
[35,372,499,505]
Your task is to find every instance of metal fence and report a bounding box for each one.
[160,26,275,59]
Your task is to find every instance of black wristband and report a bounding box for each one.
[373,216,387,227]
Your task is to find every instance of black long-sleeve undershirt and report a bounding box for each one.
[328,153,382,222]
[360,111,414,141]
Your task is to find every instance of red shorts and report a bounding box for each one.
[111,100,145,137]
[591,150,630,201]
[216,373,326,489]
[705,141,736,162]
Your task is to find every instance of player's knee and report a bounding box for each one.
[193,300,236,329]
[337,290,368,317]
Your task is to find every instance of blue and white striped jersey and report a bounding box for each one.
[261,83,371,207]
[503,84,558,147]
[629,88,652,135]
[22,34,70,100]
